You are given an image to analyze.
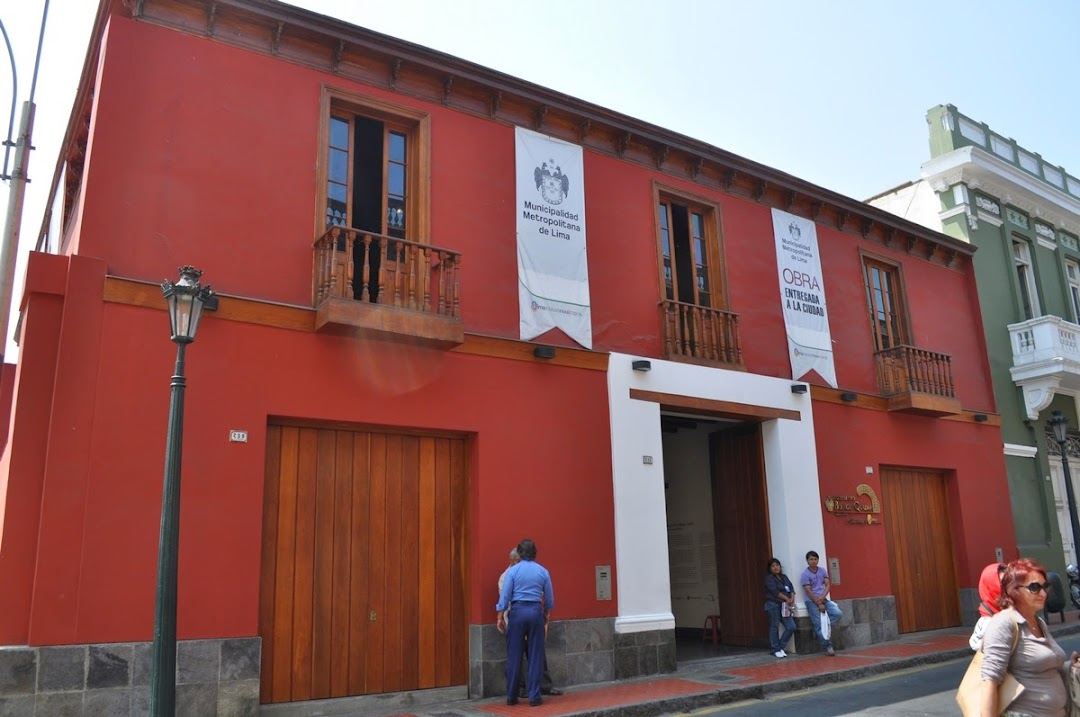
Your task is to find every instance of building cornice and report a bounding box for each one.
[922,147,1080,235]
[37,0,975,268]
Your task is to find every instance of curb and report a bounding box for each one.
[530,621,1080,717]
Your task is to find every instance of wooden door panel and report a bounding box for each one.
[365,432,387,695]
[260,425,467,704]
[382,434,403,692]
[711,426,770,647]
[400,436,421,689]
[292,428,318,700]
[882,468,960,633]
[346,432,370,696]
[418,437,437,688]
[330,432,354,696]
[434,438,453,686]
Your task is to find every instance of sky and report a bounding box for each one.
[0,0,1077,357]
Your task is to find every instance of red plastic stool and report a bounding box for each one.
[702,615,721,645]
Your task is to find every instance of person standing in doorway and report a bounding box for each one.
[496,539,554,706]
[801,550,842,655]
[764,558,797,658]
[498,547,561,697]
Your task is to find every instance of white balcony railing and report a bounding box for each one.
[1009,315,1080,367]
[1008,315,1080,419]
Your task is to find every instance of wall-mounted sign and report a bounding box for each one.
[824,483,881,525]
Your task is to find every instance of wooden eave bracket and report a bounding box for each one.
[751,180,767,202]
[535,105,548,130]
[655,144,669,170]
[944,248,957,267]
[690,157,703,180]
[861,219,875,239]
[721,168,737,191]
[206,2,217,36]
[442,76,454,104]
[579,119,591,142]
[785,190,797,210]
[616,131,631,157]
[332,40,345,72]
[271,22,284,55]
[489,90,502,118]
[882,227,895,247]
[390,58,402,89]
[836,209,848,231]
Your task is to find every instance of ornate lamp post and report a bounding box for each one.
[150,266,216,716]
[1050,411,1080,568]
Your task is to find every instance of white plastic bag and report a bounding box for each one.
[819,606,831,641]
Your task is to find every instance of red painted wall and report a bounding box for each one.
[1,7,1010,645]
[813,401,1016,600]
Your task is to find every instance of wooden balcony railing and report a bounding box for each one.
[314,226,461,314]
[874,344,956,398]
[660,300,743,366]
[312,226,463,345]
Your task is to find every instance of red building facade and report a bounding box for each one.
[0,0,1014,714]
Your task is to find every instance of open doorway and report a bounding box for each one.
[663,414,771,662]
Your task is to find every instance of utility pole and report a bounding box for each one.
[0,0,49,364]
[0,99,35,364]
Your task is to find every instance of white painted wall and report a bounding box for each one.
[867,180,944,233]
[607,352,827,633]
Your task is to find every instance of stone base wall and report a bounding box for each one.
[470,618,674,697]
[0,637,260,716]
[793,596,898,655]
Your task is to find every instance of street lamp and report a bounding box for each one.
[150,266,216,716]
[1050,411,1080,570]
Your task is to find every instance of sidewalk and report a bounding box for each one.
[366,617,1080,717]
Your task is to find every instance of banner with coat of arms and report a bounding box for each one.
[772,208,837,388]
[515,127,592,349]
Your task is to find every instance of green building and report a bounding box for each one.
[870,104,1080,574]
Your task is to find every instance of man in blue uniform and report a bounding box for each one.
[496,538,554,706]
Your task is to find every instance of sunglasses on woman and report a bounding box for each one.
[1024,581,1053,594]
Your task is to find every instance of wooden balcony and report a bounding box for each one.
[313,227,463,347]
[874,344,962,416]
[660,300,743,367]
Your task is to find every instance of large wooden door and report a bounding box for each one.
[881,467,960,633]
[710,425,770,646]
[259,425,468,704]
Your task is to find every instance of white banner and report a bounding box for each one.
[515,127,592,349]
[772,209,837,388]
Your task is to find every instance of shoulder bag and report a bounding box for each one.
[955,613,1023,716]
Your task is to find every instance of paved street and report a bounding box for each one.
[667,634,1080,716]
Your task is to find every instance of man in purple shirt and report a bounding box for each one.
[496,539,554,706]
[800,550,842,655]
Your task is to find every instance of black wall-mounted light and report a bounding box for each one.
[790,384,808,394]
[840,392,858,402]
[533,346,556,359]
[632,359,652,372]
[974,414,989,423]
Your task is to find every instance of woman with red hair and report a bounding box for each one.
[979,558,1078,716]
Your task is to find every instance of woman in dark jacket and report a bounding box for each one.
[764,558,797,658]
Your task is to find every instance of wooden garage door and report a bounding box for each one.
[881,467,960,633]
[259,425,468,703]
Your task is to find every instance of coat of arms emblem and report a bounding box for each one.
[534,159,569,205]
